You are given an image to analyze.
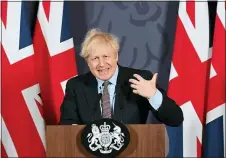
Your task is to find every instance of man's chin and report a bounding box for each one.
[97,74,112,81]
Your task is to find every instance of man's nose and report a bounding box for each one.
[99,58,105,66]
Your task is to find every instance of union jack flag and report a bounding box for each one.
[1,1,77,157]
[167,1,225,157]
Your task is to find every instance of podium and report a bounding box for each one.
[46,124,166,157]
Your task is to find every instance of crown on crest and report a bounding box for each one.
[100,122,110,132]
[91,124,97,128]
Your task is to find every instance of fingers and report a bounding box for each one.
[129,74,143,94]
[129,74,144,92]
[132,89,139,94]
[130,83,139,95]
[129,74,143,84]
[130,84,137,89]
[129,73,158,96]
[129,79,139,85]
[133,74,143,81]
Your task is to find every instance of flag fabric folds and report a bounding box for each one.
[1,1,77,157]
[1,1,46,157]
[167,1,225,157]
[203,1,225,157]
[33,1,77,125]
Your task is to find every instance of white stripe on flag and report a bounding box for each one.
[179,1,210,62]
[21,84,46,150]
[169,63,178,81]
[1,115,18,157]
[206,103,225,157]
[37,1,74,56]
[208,47,217,79]
[181,101,203,157]
[217,1,225,29]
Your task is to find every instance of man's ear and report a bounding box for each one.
[85,58,90,67]
[115,52,119,61]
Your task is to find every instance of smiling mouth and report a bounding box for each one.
[98,68,109,74]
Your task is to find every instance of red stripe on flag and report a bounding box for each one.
[1,142,7,158]
[35,99,44,119]
[42,1,51,21]
[197,138,202,158]
[186,1,196,28]
[1,1,8,27]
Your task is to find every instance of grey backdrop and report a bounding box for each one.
[66,2,179,92]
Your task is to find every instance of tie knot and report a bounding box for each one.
[103,81,110,88]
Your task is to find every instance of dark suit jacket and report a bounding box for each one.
[59,65,183,126]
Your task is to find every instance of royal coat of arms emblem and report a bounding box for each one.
[87,122,125,154]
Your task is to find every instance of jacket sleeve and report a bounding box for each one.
[152,87,184,127]
[59,79,81,125]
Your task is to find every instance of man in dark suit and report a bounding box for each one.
[59,28,183,126]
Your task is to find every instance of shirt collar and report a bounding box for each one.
[96,65,119,88]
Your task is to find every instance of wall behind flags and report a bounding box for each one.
[24,1,217,89]
[2,1,220,157]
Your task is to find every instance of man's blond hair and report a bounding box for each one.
[80,28,119,59]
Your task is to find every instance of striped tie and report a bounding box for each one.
[102,81,111,118]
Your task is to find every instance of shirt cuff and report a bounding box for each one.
[148,89,163,110]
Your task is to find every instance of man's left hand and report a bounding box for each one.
[129,73,158,99]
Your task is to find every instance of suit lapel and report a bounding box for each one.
[83,73,102,121]
[113,66,128,122]
[113,91,124,122]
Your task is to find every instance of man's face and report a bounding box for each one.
[87,43,118,81]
